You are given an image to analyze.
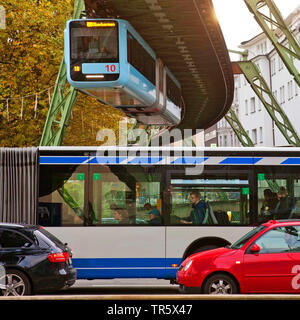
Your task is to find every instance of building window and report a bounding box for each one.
[271,57,276,76]
[234,88,239,103]
[235,75,241,88]
[257,98,262,111]
[250,97,255,113]
[288,80,294,100]
[259,127,263,143]
[252,129,257,145]
[279,85,285,105]
[245,99,248,115]
[278,56,283,71]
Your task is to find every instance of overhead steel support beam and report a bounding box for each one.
[40,0,85,146]
[236,60,300,146]
[224,50,254,147]
[244,0,300,87]
[225,107,254,147]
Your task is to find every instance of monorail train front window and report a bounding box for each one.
[70,21,119,63]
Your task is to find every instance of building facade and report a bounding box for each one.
[217,5,300,147]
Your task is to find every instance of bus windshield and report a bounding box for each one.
[70,22,119,63]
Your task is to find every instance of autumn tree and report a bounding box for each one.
[0,0,126,147]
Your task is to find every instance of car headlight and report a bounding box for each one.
[184,259,193,271]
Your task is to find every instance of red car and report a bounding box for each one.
[177,220,300,294]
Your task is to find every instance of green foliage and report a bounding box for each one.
[0,0,125,147]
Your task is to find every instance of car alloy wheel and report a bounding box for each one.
[203,274,238,294]
[1,269,31,296]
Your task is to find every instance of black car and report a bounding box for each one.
[0,223,76,296]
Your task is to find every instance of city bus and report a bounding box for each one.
[37,146,300,280]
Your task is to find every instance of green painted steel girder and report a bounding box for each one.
[225,107,254,147]
[238,60,300,146]
[245,0,300,87]
[40,0,85,146]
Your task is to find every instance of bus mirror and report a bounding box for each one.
[250,244,260,253]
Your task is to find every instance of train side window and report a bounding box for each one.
[127,32,155,85]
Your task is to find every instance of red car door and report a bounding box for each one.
[243,226,300,293]
[243,251,295,293]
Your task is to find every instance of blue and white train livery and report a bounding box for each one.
[64,19,183,126]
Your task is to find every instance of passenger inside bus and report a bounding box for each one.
[113,208,129,224]
[260,188,278,222]
[180,191,206,225]
[144,203,162,225]
[274,186,296,219]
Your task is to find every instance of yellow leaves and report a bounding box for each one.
[0,0,73,147]
[0,0,129,147]
[63,92,127,146]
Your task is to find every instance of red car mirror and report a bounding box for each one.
[250,244,261,253]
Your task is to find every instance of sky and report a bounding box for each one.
[212,0,299,57]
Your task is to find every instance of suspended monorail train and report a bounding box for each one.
[64,19,183,126]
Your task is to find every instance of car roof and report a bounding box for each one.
[263,219,300,228]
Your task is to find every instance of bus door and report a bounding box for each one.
[86,163,167,279]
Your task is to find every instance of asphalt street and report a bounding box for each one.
[62,279,179,295]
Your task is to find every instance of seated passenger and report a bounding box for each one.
[274,187,296,219]
[260,188,278,221]
[180,191,206,225]
[113,208,129,224]
[144,203,162,225]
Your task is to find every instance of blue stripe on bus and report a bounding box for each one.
[127,157,163,164]
[87,157,128,164]
[219,157,263,164]
[39,156,89,164]
[72,257,181,279]
[281,158,300,165]
[76,268,175,279]
[171,157,208,164]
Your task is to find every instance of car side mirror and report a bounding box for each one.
[250,244,261,253]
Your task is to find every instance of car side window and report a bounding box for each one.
[0,229,33,248]
[255,226,300,253]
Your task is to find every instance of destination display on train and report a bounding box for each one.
[86,21,116,28]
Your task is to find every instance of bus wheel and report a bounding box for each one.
[202,273,238,295]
